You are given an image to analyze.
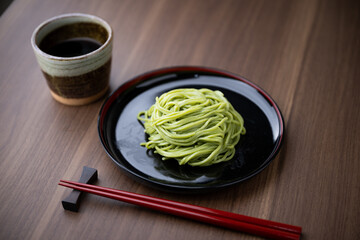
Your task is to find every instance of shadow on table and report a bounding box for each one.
[0,0,13,16]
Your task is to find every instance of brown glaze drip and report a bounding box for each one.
[42,59,111,98]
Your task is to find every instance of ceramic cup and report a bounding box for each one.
[31,13,113,106]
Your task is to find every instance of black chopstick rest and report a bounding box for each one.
[61,166,98,212]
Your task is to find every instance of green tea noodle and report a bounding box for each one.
[137,88,246,167]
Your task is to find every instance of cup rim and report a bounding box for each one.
[31,13,113,60]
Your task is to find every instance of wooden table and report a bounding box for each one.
[1,0,359,239]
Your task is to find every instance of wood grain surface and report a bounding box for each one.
[0,0,359,239]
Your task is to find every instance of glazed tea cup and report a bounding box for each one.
[31,13,113,106]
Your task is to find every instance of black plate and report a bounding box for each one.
[98,66,284,193]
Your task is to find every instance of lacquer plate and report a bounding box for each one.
[98,66,284,193]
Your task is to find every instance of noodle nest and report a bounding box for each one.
[137,88,246,167]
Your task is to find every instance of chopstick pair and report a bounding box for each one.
[59,180,301,240]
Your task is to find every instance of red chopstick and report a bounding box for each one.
[59,180,301,240]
